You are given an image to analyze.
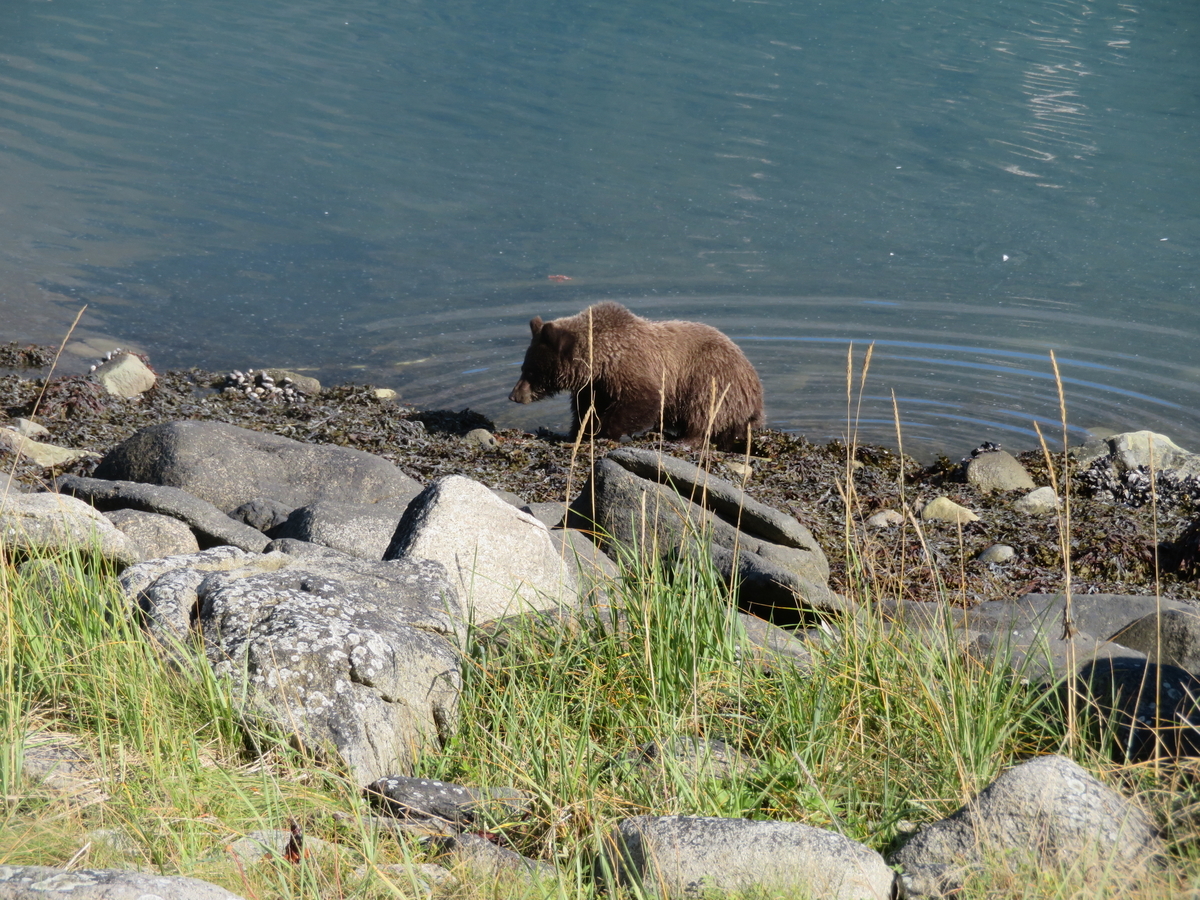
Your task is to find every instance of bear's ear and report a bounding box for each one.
[540,322,576,355]
[529,316,544,337]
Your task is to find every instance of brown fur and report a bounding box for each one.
[509,302,764,450]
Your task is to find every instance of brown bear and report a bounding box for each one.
[509,301,764,450]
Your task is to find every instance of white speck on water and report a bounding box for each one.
[1002,254,1010,261]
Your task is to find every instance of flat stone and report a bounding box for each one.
[0,429,99,468]
[10,418,49,438]
[0,867,246,900]
[865,509,904,528]
[921,496,979,524]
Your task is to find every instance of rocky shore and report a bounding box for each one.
[4,344,1200,899]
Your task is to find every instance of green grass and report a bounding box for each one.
[2,524,1198,897]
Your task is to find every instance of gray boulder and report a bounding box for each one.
[386,475,579,624]
[104,508,199,558]
[1111,606,1200,675]
[604,816,895,900]
[1077,430,1200,478]
[275,499,417,560]
[570,452,840,621]
[0,492,141,565]
[56,474,270,552]
[0,867,244,900]
[965,450,1035,493]
[889,755,1162,898]
[425,833,555,887]
[229,497,293,532]
[94,420,421,513]
[121,549,463,784]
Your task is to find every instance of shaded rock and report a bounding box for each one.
[966,450,1035,493]
[1013,486,1059,515]
[1113,607,1200,674]
[275,499,417,560]
[425,833,556,886]
[570,455,841,622]
[520,502,566,529]
[551,527,619,602]
[0,867,245,900]
[262,538,350,559]
[888,755,1162,898]
[0,429,100,468]
[104,508,199,558]
[0,492,141,565]
[92,352,156,397]
[604,816,894,900]
[977,543,1014,564]
[365,776,532,826]
[56,474,270,553]
[386,475,579,624]
[736,613,816,673]
[920,496,979,524]
[94,420,420,513]
[1076,658,1200,761]
[20,732,104,802]
[121,549,462,784]
[229,497,293,532]
[630,736,758,784]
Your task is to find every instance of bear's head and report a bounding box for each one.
[509,315,578,403]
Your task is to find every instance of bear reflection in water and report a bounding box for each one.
[509,301,763,451]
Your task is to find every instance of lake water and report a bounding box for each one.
[1,0,1197,459]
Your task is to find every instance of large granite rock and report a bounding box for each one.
[385,475,579,624]
[94,420,422,513]
[889,755,1162,898]
[0,867,244,900]
[0,492,141,566]
[568,450,840,621]
[604,816,895,900]
[120,548,463,785]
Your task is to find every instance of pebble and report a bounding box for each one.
[725,460,753,479]
[465,428,498,450]
[865,509,904,528]
[1013,486,1060,515]
[978,544,1015,564]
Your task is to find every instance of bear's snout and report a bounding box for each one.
[509,379,534,404]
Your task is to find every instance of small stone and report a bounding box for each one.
[865,509,904,528]
[0,430,100,468]
[465,428,499,449]
[724,460,753,479]
[921,496,980,524]
[977,543,1015,564]
[965,450,1035,493]
[10,418,49,438]
[92,352,156,398]
[262,368,320,395]
[1013,486,1059,515]
[373,387,398,400]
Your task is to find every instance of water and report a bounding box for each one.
[1,0,1197,458]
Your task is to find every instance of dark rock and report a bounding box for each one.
[1076,658,1200,761]
[94,420,421,513]
[55,474,270,553]
[229,498,293,532]
[364,776,532,826]
[1110,607,1200,676]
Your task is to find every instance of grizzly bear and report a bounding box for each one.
[509,301,764,450]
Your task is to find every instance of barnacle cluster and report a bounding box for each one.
[1078,457,1200,509]
[220,369,306,404]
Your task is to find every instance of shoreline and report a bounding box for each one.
[3,345,1200,603]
